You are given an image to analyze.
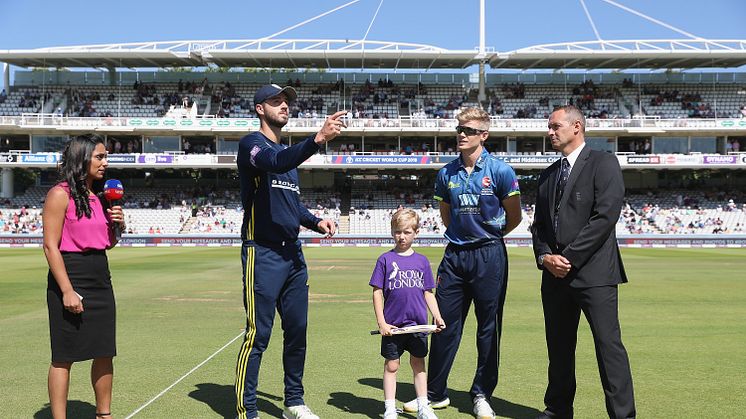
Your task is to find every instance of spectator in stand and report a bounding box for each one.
[642,139,651,154]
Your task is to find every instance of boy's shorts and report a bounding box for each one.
[381,332,428,360]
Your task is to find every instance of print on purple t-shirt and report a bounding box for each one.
[369,250,436,327]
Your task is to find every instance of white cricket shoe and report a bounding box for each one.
[402,397,450,413]
[417,405,439,419]
[383,409,398,419]
[472,394,495,419]
[282,405,319,419]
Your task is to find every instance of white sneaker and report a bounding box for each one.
[383,409,398,419]
[282,405,319,419]
[417,405,438,419]
[402,397,450,413]
[472,395,495,419]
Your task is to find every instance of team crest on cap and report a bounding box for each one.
[482,177,491,187]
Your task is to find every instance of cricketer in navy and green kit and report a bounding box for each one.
[234,84,345,419]
[419,107,522,413]
[434,150,521,246]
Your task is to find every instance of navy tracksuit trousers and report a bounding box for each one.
[235,240,309,419]
[428,240,509,401]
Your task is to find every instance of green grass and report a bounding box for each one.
[1,247,745,418]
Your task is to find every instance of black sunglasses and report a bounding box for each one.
[455,125,487,136]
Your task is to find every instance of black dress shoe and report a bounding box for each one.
[536,410,572,419]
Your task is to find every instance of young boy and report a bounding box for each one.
[370,208,446,419]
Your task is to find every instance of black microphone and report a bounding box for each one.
[103,179,124,241]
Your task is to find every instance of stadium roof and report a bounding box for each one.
[0,40,480,70]
[1,39,746,70]
[491,40,746,70]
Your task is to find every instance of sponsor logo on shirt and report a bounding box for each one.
[448,181,460,189]
[271,179,300,194]
[482,177,491,187]
[458,193,479,206]
[387,261,424,289]
[249,145,261,166]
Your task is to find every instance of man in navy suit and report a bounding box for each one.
[531,105,635,419]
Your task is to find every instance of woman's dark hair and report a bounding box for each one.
[58,134,107,219]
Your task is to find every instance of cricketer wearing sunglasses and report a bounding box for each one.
[405,107,522,418]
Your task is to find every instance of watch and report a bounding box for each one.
[538,254,548,266]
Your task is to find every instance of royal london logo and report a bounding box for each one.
[448,181,460,189]
[387,261,425,289]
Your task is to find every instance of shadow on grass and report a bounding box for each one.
[330,378,540,419]
[189,383,283,418]
[34,400,96,419]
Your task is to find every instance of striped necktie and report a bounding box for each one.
[553,158,570,232]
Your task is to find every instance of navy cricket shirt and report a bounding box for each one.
[237,131,322,243]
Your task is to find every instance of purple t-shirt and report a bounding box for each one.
[369,250,436,327]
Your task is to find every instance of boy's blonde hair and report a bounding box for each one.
[456,107,491,130]
[391,208,420,232]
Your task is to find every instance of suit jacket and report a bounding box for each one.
[531,145,627,288]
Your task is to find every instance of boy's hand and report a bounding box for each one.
[378,322,394,336]
[434,317,446,332]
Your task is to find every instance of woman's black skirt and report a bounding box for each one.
[47,250,116,363]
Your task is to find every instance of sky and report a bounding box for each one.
[1,0,744,71]
[1,0,744,51]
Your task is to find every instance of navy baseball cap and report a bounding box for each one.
[253,84,297,106]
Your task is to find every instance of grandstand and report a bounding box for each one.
[3,76,746,122]
[3,175,745,241]
[1,22,746,247]
[2,72,746,245]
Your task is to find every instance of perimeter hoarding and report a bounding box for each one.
[1,151,746,169]
[2,235,745,248]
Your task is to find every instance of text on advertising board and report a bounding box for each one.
[703,155,738,164]
[333,155,431,164]
[137,154,174,164]
[21,154,59,163]
[627,155,660,164]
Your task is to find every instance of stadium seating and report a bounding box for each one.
[3,184,744,236]
[0,207,42,234]
[3,80,746,120]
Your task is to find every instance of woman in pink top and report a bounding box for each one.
[43,135,125,419]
